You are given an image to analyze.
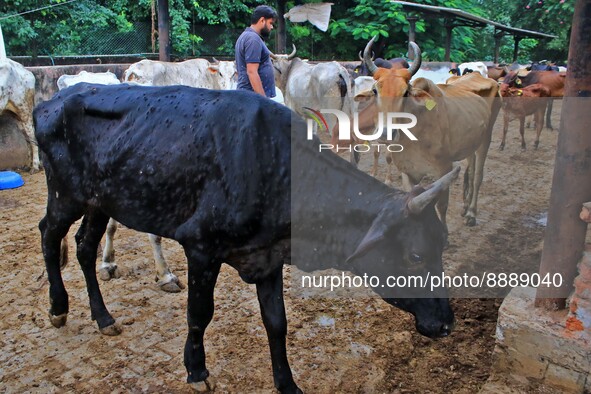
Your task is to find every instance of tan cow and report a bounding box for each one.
[356,37,501,228]
[499,83,550,151]
[0,59,38,171]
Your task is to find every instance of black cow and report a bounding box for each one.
[34,83,456,393]
[528,62,560,72]
[350,51,409,77]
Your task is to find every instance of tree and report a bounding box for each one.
[0,0,574,62]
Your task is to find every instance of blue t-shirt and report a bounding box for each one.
[235,27,276,98]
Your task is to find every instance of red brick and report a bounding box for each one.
[566,316,584,331]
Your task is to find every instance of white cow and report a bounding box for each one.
[412,67,452,84]
[0,59,38,171]
[56,72,182,292]
[458,62,488,78]
[57,70,120,90]
[124,58,237,91]
[271,46,356,162]
[211,59,238,90]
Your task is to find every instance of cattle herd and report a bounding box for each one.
[0,38,567,392]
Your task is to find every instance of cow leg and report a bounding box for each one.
[401,172,418,192]
[534,105,546,149]
[434,166,453,235]
[462,155,475,218]
[545,98,554,130]
[384,153,396,187]
[519,117,526,151]
[500,110,509,151]
[149,234,184,293]
[464,141,489,227]
[256,267,301,394]
[75,211,121,336]
[371,149,380,177]
[183,247,221,391]
[39,205,82,328]
[99,218,121,281]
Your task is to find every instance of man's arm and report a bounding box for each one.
[246,63,266,96]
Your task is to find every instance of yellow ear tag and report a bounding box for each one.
[518,89,523,96]
[363,140,370,146]
[425,99,437,111]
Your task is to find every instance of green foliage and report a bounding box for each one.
[475,0,574,63]
[0,0,575,62]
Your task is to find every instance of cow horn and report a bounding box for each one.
[359,50,375,61]
[211,57,219,64]
[287,44,297,60]
[270,52,278,60]
[407,42,422,77]
[363,36,379,76]
[407,166,460,215]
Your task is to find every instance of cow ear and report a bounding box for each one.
[207,66,219,74]
[346,207,402,263]
[354,89,374,102]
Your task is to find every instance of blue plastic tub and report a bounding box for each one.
[0,171,25,190]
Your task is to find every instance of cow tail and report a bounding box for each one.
[60,237,69,270]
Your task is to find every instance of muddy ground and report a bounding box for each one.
[0,103,562,393]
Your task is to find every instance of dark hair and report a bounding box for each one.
[250,5,277,24]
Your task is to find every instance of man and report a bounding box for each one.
[235,5,277,98]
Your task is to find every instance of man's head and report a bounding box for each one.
[250,5,277,39]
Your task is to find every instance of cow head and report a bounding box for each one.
[501,71,523,88]
[270,45,298,91]
[449,67,461,76]
[355,50,409,77]
[208,59,238,90]
[123,59,154,85]
[346,167,459,338]
[354,36,422,113]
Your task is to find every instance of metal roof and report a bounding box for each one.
[390,1,557,39]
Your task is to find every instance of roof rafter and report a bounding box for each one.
[391,1,557,40]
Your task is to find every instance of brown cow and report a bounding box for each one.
[356,37,501,227]
[487,65,509,81]
[502,70,565,130]
[499,83,550,151]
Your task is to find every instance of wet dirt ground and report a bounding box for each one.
[0,103,562,393]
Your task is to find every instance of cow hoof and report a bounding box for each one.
[499,145,504,151]
[99,323,122,336]
[190,377,217,392]
[534,142,539,150]
[99,265,121,281]
[465,217,477,227]
[159,279,185,293]
[49,312,68,328]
